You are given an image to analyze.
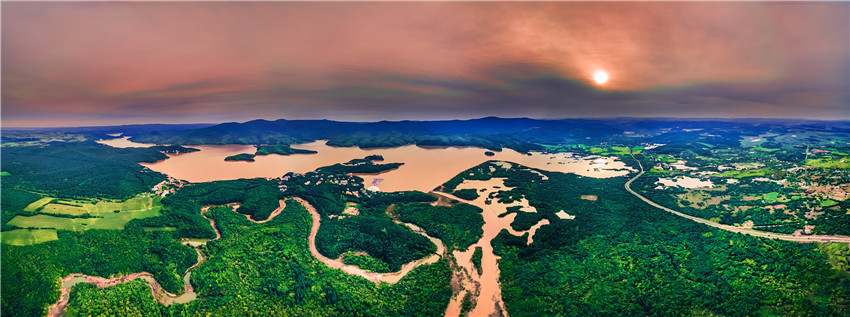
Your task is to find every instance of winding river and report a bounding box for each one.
[49,138,850,317]
[297,197,447,284]
[47,197,448,316]
[47,201,282,317]
[434,173,550,317]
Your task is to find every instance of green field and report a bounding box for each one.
[8,196,162,232]
[23,197,55,212]
[1,229,58,246]
[588,147,607,154]
[821,199,839,207]
[0,171,10,176]
[609,146,643,155]
[753,147,780,152]
[805,158,850,169]
[611,146,629,154]
[762,192,780,203]
[33,198,152,217]
[542,144,643,156]
[718,168,770,179]
[39,202,91,216]
[652,154,678,163]
[647,168,672,175]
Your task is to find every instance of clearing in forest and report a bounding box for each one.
[1,229,59,246]
[580,195,598,201]
[7,196,162,233]
[23,197,55,212]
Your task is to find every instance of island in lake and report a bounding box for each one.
[225,144,319,162]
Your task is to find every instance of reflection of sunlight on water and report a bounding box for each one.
[99,139,634,191]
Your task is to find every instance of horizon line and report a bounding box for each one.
[2,115,849,129]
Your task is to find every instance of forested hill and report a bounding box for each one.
[130,117,546,150]
[127,117,850,152]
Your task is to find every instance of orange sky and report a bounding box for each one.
[2,2,848,127]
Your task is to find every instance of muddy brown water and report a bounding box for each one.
[48,201,284,316]
[95,136,156,148]
[92,139,635,316]
[436,176,552,317]
[135,140,633,191]
[297,197,446,284]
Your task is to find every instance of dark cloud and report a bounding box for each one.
[1,2,847,127]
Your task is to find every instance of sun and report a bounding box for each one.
[593,71,609,84]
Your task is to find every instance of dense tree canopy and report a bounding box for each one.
[443,161,850,316]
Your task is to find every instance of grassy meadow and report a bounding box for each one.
[6,196,163,240]
[23,197,55,212]
[1,229,59,246]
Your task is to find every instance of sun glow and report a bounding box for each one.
[593,71,609,84]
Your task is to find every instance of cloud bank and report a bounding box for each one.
[2,2,847,126]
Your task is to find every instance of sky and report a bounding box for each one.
[2,1,848,127]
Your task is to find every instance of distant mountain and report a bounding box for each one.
[130,117,549,151]
[1,123,217,134]
[123,117,849,153]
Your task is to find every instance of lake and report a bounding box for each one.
[105,138,634,192]
[96,136,156,148]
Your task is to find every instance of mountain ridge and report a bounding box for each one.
[119,117,850,153]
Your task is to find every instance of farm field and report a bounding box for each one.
[23,197,55,212]
[1,229,59,246]
[7,196,163,235]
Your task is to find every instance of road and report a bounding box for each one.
[625,158,850,243]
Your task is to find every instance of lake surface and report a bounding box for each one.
[108,138,633,191]
[97,138,634,314]
[96,136,156,148]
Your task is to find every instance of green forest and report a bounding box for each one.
[443,161,850,316]
[223,145,317,161]
[61,199,453,316]
[317,155,404,174]
[1,142,167,200]
[394,202,484,251]
[2,121,850,316]
[1,229,196,316]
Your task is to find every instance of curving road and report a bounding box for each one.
[625,158,850,243]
